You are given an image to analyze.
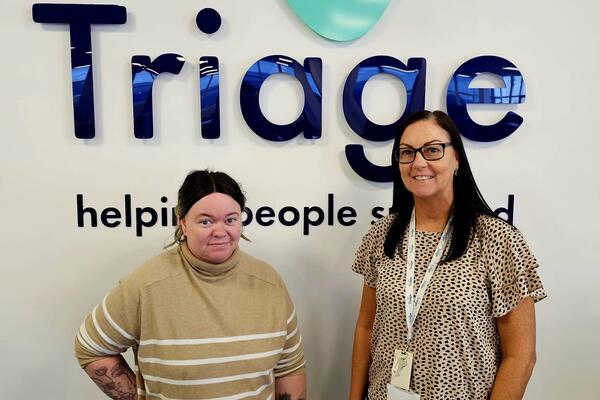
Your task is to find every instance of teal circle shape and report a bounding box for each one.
[287,0,390,42]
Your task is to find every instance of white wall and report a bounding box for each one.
[1,0,599,398]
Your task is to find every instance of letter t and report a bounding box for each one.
[32,4,127,138]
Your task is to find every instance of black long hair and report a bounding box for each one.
[383,110,497,261]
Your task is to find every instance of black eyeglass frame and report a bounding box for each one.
[394,142,453,164]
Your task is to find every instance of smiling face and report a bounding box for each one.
[180,192,242,264]
[398,119,459,205]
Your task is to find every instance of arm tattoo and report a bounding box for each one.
[276,394,306,400]
[90,359,136,400]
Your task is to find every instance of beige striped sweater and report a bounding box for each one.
[75,243,305,399]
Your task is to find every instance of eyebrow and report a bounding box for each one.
[399,139,444,147]
[197,212,240,218]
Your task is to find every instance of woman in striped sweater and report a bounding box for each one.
[75,170,307,400]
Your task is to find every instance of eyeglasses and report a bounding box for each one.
[394,143,453,164]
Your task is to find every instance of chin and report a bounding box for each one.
[208,249,234,263]
[409,188,436,199]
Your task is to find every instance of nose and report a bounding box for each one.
[212,222,227,237]
[412,150,428,167]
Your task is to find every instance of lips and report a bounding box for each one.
[413,175,433,180]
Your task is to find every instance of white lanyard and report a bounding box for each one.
[405,209,452,343]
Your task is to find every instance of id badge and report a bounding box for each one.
[387,384,420,400]
[390,349,413,390]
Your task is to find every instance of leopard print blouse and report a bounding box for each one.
[352,214,546,400]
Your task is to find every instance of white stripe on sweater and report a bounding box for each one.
[277,351,304,368]
[78,323,119,355]
[102,295,135,342]
[286,326,299,340]
[274,360,306,378]
[286,309,296,324]
[92,305,128,350]
[140,374,273,400]
[143,368,272,386]
[75,332,98,355]
[281,337,302,354]
[138,347,283,366]
[140,331,286,346]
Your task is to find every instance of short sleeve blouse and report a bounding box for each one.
[352,214,546,400]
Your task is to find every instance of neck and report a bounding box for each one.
[413,197,453,232]
[180,242,241,280]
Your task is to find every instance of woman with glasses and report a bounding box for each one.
[74,170,307,400]
[349,111,546,400]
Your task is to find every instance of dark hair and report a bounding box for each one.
[167,169,246,247]
[383,110,497,261]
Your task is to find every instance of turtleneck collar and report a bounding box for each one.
[179,241,241,280]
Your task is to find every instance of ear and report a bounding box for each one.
[179,216,187,235]
[453,149,460,169]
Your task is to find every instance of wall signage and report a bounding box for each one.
[32,3,526,183]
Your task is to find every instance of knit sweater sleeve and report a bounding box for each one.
[273,283,306,378]
[74,276,141,369]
